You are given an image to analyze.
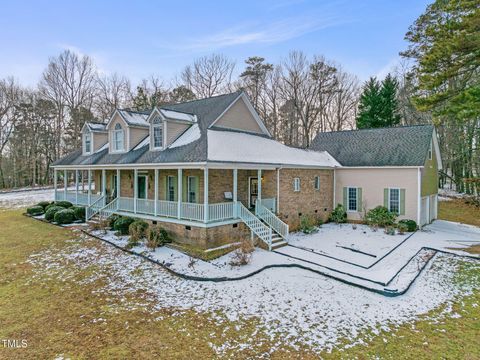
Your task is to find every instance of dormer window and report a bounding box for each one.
[153,124,163,149]
[84,132,92,154]
[113,123,125,152]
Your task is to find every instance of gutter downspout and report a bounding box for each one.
[333,167,336,210]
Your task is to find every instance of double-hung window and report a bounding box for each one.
[153,124,163,149]
[347,187,358,212]
[113,123,124,151]
[84,132,91,154]
[388,188,400,214]
[187,176,197,203]
[293,178,301,192]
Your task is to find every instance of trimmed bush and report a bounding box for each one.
[27,205,45,216]
[330,204,347,224]
[299,214,316,234]
[146,225,171,249]
[45,206,65,222]
[398,219,417,232]
[55,200,73,208]
[384,225,396,236]
[108,214,120,228]
[365,206,396,227]
[72,206,86,222]
[129,220,149,243]
[54,208,76,224]
[113,216,135,235]
[36,201,52,210]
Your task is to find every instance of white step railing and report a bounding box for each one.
[98,198,118,218]
[258,198,276,213]
[237,202,272,250]
[86,195,106,220]
[256,200,289,240]
[208,202,234,222]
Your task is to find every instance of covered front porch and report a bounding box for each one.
[53,166,279,225]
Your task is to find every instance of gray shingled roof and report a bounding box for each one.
[52,91,243,166]
[309,125,434,167]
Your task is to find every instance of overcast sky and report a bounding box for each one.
[0,0,430,87]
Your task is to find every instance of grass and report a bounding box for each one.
[0,208,479,359]
[439,198,480,254]
[439,198,480,227]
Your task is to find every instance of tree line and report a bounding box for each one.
[0,0,478,194]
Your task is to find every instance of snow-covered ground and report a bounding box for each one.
[26,230,480,355]
[88,220,480,296]
[0,187,54,208]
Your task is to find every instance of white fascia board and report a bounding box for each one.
[338,166,423,169]
[432,128,443,171]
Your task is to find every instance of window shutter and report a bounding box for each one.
[357,188,362,212]
[195,176,199,203]
[343,187,348,208]
[400,189,406,215]
[173,176,178,202]
[384,188,388,208]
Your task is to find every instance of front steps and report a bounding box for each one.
[271,233,288,250]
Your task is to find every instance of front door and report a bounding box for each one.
[249,177,258,208]
[137,175,147,199]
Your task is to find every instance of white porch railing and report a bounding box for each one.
[181,203,204,221]
[256,200,289,240]
[157,200,178,218]
[56,191,101,206]
[137,198,155,215]
[208,202,234,222]
[118,197,135,212]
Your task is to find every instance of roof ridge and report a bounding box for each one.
[165,90,242,107]
[317,123,433,135]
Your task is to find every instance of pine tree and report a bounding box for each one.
[132,86,150,111]
[356,75,400,129]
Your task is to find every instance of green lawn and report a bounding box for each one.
[0,207,479,359]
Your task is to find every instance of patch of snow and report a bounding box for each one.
[94,142,109,153]
[132,136,150,150]
[207,129,340,167]
[118,110,149,127]
[161,109,196,122]
[0,188,55,208]
[169,124,201,149]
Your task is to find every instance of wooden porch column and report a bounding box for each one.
[177,168,182,219]
[53,168,58,201]
[257,169,262,206]
[154,169,158,216]
[233,168,238,217]
[102,169,106,200]
[87,169,92,205]
[203,167,209,223]
[75,170,79,205]
[116,169,120,198]
[133,169,138,214]
[64,169,67,199]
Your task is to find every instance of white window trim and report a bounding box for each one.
[187,176,197,203]
[83,132,93,155]
[388,187,400,214]
[293,177,301,192]
[314,176,320,190]
[347,186,358,213]
[152,123,165,150]
[112,124,126,153]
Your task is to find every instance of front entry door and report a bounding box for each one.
[249,177,258,209]
[137,175,147,199]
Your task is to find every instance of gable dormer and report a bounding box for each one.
[81,122,107,155]
[105,109,149,153]
[209,92,271,136]
[147,107,196,151]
